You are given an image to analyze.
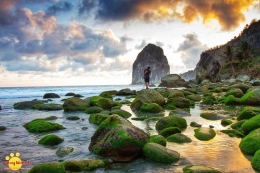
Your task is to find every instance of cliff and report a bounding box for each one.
[131,44,170,84]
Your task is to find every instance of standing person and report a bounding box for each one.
[143,67,151,89]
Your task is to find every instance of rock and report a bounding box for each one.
[63,97,90,112]
[116,88,136,96]
[155,116,187,133]
[194,128,216,141]
[65,92,76,96]
[200,112,224,120]
[183,165,221,173]
[241,115,260,134]
[237,106,260,120]
[0,105,2,110]
[131,43,170,84]
[190,121,202,127]
[159,127,181,138]
[166,97,190,109]
[140,103,163,113]
[239,87,260,105]
[130,89,165,111]
[147,135,166,146]
[110,109,132,118]
[230,120,246,130]
[239,128,260,155]
[179,70,196,81]
[167,90,185,99]
[220,129,245,138]
[227,83,252,93]
[142,143,180,164]
[252,150,260,171]
[66,116,80,120]
[89,113,109,125]
[24,119,65,133]
[223,95,240,105]
[169,108,191,117]
[186,94,202,101]
[236,74,250,82]
[221,119,233,126]
[63,159,106,172]
[38,134,64,146]
[225,88,244,98]
[13,100,45,109]
[86,96,102,106]
[85,106,104,114]
[56,146,74,157]
[43,93,60,98]
[96,98,113,110]
[28,162,65,173]
[158,74,188,87]
[31,103,63,111]
[88,115,149,161]
[251,79,260,86]
[0,126,6,131]
[166,133,192,143]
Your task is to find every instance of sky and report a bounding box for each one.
[0,0,259,87]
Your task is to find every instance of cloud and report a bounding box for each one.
[78,0,258,31]
[46,1,73,16]
[135,40,147,50]
[175,33,208,69]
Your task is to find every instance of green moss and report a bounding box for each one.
[28,162,65,173]
[169,108,191,117]
[212,87,222,93]
[237,106,260,120]
[87,96,102,106]
[31,103,63,111]
[38,134,64,146]
[200,113,223,120]
[66,116,80,120]
[147,135,166,146]
[159,127,181,138]
[166,97,190,108]
[96,98,113,110]
[155,116,187,133]
[201,94,216,105]
[239,128,260,155]
[230,120,246,130]
[194,128,216,141]
[140,103,163,113]
[110,109,132,118]
[239,88,260,105]
[167,133,192,143]
[241,114,260,134]
[74,94,84,98]
[99,92,113,98]
[183,165,221,173]
[63,159,106,171]
[85,106,104,114]
[221,119,233,126]
[142,143,180,164]
[14,100,45,109]
[24,119,65,133]
[224,95,240,105]
[89,113,109,125]
[56,146,74,157]
[164,105,177,110]
[225,88,244,98]
[220,129,245,138]
[62,97,90,112]
[186,94,202,101]
[252,150,260,171]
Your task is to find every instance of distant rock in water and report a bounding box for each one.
[132,43,170,85]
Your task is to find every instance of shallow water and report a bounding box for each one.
[0,89,258,173]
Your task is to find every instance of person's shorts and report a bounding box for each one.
[145,78,149,82]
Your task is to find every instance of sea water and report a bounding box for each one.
[0,85,258,173]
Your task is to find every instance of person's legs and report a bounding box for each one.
[145,78,149,89]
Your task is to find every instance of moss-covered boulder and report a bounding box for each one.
[43,93,60,98]
[24,119,65,133]
[212,87,222,93]
[110,109,132,118]
[186,94,202,101]
[159,127,181,138]
[200,112,224,120]
[183,165,221,173]
[220,129,245,138]
[252,150,260,171]
[130,89,165,111]
[237,106,260,120]
[241,114,260,134]
[85,106,104,114]
[239,128,260,155]
[31,103,63,111]
[155,116,187,133]
[166,133,192,143]
[86,96,102,106]
[227,83,252,93]
[56,146,74,157]
[28,162,65,173]
[38,134,64,146]
[194,128,216,141]
[116,88,136,96]
[239,87,260,105]
[147,135,166,146]
[88,115,149,161]
[140,103,163,113]
[224,95,240,105]
[225,88,244,98]
[96,98,113,110]
[221,119,233,126]
[99,92,113,99]
[65,92,76,96]
[169,108,191,117]
[201,94,216,105]
[63,97,90,112]
[89,113,109,125]
[167,90,185,99]
[190,121,202,127]
[230,120,246,130]
[13,100,45,109]
[142,142,180,164]
[166,97,190,109]
[63,159,106,172]
[66,116,80,120]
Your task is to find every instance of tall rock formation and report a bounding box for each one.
[195,19,260,83]
[132,44,170,84]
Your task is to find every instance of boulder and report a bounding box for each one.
[223,95,240,105]
[28,162,65,173]
[155,116,187,133]
[220,129,245,138]
[186,94,202,101]
[230,120,246,130]
[252,150,260,171]
[147,135,166,146]
[158,74,188,87]
[13,100,45,109]
[166,133,192,143]
[63,159,106,172]
[236,74,250,82]
[131,43,170,84]
[200,112,224,120]
[31,103,63,111]
[38,134,64,146]
[166,97,190,109]
[239,128,260,155]
[66,116,80,120]
[96,98,113,110]
[140,103,163,113]
[237,106,260,120]
[116,88,136,96]
[110,109,132,118]
[56,146,74,158]
[241,114,260,134]
[89,113,109,125]
[190,121,202,127]
[0,126,6,131]
[225,88,244,98]
[221,119,233,127]
[194,128,216,141]
[88,115,149,161]
[142,143,180,164]
[24,119,65,133]
[226,83,252,93]
[43,93,60,98]
[85,106,104,114]
[65,92,76,96]
[130,89,165,111]
[167,90,185,99]
[169,108,191,117]
[183,165,221,173]
[239,87,260,105]
[251,79,260,86]
[63,97,90,112]
[159,127,181,138]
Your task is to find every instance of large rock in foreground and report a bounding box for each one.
[131,43,170,84]
[88,115,149,162]
[158,74,188,87]
[239,87,260,105]
[239,128,260,155]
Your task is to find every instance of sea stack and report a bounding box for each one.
[132,43,170,85]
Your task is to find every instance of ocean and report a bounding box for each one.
[0,85,258,173]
